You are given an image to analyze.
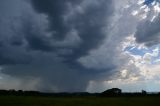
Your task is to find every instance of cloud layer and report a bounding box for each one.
[0,0,160,92]
[0,0,115,92]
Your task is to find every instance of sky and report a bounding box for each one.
[0,0,160,92]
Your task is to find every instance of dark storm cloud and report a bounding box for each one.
[21,18,53,52]
[31,0,83,40]
[0,0,32,65]
[30,0,113,59]
[135,16,160,46]
[0,0,114,92]
[0,45,31,65]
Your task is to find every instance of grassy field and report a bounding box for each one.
[0,96,160,106]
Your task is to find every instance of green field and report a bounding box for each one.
[0,96,160,106]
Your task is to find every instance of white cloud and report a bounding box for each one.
[85,0,160,92]
[132,0,160,21]
[121,69,128,78]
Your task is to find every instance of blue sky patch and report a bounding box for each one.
[124,46,148,56]
[125,44,160,65]
[143,0,155,5]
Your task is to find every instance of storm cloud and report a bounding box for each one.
[1,0,160,92]
[30,0,114,59]
[0,0,114,92]
[135,16,160,46]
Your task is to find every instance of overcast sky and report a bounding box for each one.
[0,0,160,92]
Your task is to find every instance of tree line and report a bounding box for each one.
[0,88,159,97]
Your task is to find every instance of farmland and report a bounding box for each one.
[0,96,160,106]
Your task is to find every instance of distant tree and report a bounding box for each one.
[101,88,122,96]
[142,90,147,95]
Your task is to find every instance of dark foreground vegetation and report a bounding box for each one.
[1,95,160,106]
[0,88,160,106]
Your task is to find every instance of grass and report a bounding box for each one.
[0,96,160,106]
